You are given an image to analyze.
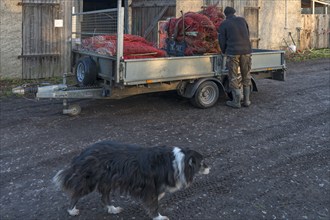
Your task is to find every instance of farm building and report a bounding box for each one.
[0,0,329,79]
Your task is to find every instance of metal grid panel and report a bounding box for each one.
[72,9,119,43]
[71,8,124,83]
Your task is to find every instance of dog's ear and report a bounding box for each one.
[187,153,200,168]
[189,157,194,167]
[186,150,204,170]
[187,150,203,166]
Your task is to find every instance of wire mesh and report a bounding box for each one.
[72,9,118,50]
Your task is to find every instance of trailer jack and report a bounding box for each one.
[62,99,81,116]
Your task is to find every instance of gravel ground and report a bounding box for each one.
[0,59,329,220]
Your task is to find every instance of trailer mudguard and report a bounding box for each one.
[222,76,258,92]
[183,78,226,99]
[251,77,258,92]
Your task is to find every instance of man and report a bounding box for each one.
[218,7,252,108]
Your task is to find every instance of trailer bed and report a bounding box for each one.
[72,48,285,86]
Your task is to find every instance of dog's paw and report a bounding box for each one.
[107,205,123,214]
[67,206,80,216]
[153,213,169,220]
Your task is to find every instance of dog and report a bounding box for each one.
[53,141,210,220]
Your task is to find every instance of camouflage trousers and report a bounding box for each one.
[227,54,252,90]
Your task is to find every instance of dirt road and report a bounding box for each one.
[1,59,329,220]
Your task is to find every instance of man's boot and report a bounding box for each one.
[226,89,241,108]
[243,86,251,107]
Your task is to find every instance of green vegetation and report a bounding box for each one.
[285,48,330,62]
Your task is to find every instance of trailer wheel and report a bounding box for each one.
[75,57,97,86]
[190,81,219,108]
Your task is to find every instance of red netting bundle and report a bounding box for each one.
[163,5,225,55]
[200,5,225,30]
[81,34,166,59]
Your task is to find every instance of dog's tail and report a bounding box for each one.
[52,158,101,194]
[53,167,80,193]
[53,169,66,190]
[53,167,78,190]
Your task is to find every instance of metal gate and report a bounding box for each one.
[21,0,61,79]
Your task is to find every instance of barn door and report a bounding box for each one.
[21,0,61,79]
[244,7,260,48]
[130,0,176,43]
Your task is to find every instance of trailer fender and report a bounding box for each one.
[222,76,258,93]
[251,77,258,92]
[182,78,226,99]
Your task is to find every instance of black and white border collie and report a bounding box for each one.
[53,141,210,220]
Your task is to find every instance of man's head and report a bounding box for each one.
[224,7,236,17]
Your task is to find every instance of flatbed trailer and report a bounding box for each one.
[12,6,286,116]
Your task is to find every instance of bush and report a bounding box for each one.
[285,48,330,62]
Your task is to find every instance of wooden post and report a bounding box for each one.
[63,0,73,74]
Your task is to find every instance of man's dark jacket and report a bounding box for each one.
[218,15,252,55]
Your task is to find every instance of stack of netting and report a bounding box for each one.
[164,5,224,56]
[81,34,166,59]
[200,5,225,30]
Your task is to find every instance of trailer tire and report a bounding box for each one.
[75,57,97,86]
[190,81,219,108]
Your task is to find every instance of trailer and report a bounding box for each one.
[12,6,286,116]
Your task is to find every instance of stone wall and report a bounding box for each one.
[0,0,22,79]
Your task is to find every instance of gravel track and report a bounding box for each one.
[0,59,329,220]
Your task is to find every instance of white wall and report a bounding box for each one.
[259,0,301,50]
[0,0,22,79]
